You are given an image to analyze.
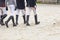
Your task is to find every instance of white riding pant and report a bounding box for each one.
[16,9,26,16]
[0,7,7,15]
[26,7,37,16]
[9,5,15,16]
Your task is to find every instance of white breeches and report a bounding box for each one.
[16,9,26,16]
[26,7,37,15]
[0,7,7,15]
[9,5,15,16]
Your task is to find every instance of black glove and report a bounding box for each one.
[6,6,8,11]
[15,6,17,10]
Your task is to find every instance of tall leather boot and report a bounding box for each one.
[1,14,7,25]
[23,15,26,24]
[26,15,30,26]
[2,14,7,20]
[16,15,19,25]
[5,16,12,28]
[0,15,5,25]
[34,14,40,25]
[11,16,16,27]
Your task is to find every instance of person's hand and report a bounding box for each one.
[6,6,8,11]
[15,6,17,11]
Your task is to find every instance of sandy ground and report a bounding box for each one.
[0,4,60,40]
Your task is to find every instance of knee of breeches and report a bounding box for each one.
[16,13,19,15]
[26,11,30,15]
[25,13,30,16]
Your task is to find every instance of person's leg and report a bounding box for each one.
[26,7,31,26]
[32,7,40,25]
[16,9,19,25]
[0,8,5,25]
[1,7,7,25]
[11,16,16,26]
[0,14,5,25]
[21,9,26,24]
[5,5,16,28]
[10,5,16,27]
[2,7,7,19]
[5,16,16,28]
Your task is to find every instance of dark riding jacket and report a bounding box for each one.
[26,0,36,7]
[16,0,25,9]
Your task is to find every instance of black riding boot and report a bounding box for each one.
[5,16,12,28]
[16,15,19,25]
[1,14,7,25]
[26,15,30,26]
[5,16,16,28]
[34,14,40,25]
[11,16,16,27]
[23,15,26,24]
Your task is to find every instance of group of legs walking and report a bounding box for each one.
[0,0,40,28]
[0,7,40,28]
